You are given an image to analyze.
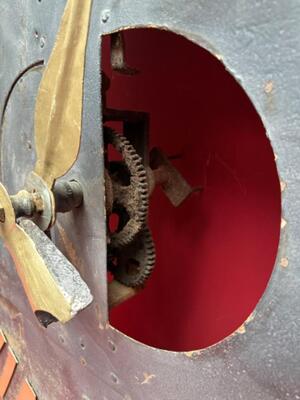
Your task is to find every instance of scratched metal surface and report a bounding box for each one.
[0,0,299,399]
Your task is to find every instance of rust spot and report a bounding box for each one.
[236,312,255,335]
[264,80,273,94]
[264,80,275,112]
[141,372,156,385]
[280,257,289,268]
[184,349,202,358]
[237,324,246,334]
[80,357,87,366]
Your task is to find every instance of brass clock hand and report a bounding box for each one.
[0,0,94,325]
[34,0,93,188]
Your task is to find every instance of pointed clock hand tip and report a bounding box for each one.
[33,0,93,188]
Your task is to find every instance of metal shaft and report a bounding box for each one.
[9,180,83,220]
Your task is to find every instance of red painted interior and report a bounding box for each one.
[102,28,281,351]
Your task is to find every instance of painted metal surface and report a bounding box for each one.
[0,0,299,399]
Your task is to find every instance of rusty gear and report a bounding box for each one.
[108,227,156,287]
[104,127,149,248]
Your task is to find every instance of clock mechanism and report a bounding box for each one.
[102,33,199,302]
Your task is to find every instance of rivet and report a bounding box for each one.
[108,339,116,352]
[111,372,118,384]
[40,37,45,48]
[101,9,110,23]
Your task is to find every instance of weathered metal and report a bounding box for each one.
[104,127,149,248]
[0,0,299,399]
[110,32,138,75]
[9,179,83,221]
[149,147,197,206]
[109,227,156,288]
[53,180,84,214]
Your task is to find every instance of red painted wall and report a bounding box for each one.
[102,28,281,351]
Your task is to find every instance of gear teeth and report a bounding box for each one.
[111,227,156,288]
[104,127,149,248]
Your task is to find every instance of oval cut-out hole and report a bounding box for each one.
[103,28,281,351]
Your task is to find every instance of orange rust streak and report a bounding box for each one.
[0,349,17,398]
[16,380,37,400]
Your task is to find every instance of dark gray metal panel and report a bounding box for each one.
[0,0,299,399]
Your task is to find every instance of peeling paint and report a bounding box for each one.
[264,80,274,94]
[281,218,287,229]
[237,324,246,334]
[184,350,202,358]
[236,312,255,335]
[140,372,156,385]
[280,257,289,268]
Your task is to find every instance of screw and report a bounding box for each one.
[101,9,110,23]
[40,36,45,48]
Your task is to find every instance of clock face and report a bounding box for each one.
[0,1,299,399]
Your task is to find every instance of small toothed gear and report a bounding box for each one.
[108,227,156,287]
[104,127,149,248]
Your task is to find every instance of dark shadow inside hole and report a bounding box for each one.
[35,310,57,328]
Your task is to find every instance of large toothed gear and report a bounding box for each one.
[108,227,156,287]
[104,127,149,248]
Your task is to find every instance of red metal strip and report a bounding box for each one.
[0,348,17,399]
[16,380,37,400]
